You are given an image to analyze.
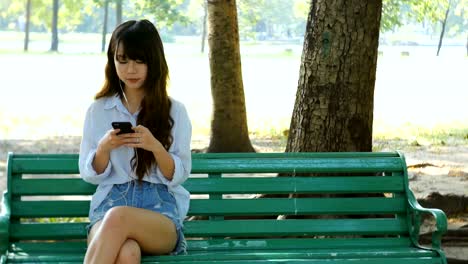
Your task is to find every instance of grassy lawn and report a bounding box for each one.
[0,32,467,147]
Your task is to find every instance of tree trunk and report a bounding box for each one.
[286,0,382,153]
[50,0,59,52]
[206,0,254,153]
[437,0,452,56]
[24,0,32,52]
[201,0,208,53]
[115,0,122,26]
[101,0,109,53]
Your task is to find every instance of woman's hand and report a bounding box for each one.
[93,128,126,174]
[97,129,126,153]
[121,125,163,153]
[121,125,175,180]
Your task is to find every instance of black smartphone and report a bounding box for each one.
[111,122,135,135]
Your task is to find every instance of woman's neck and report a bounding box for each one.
[122,88,144,114]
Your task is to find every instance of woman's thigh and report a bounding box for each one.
[91,206,177,254]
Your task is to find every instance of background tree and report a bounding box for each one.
[238,0,304,40]
[139,0,189,28]
[381,0,407,31]
[50,0,59,51]
[206,0,254,152]
[101,0,109,52]
[200,0,207,53]
[115,0,122,25]
[50,0,84,51]
[186,0,208,52]
[286,0,382,153]
[410,0,455,56]
[24,0,31,51]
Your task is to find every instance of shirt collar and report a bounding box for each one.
[104,94,121,110]
[105,94,140,118]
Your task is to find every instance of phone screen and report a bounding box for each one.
[111,122,134,135]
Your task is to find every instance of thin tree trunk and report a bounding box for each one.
[206,0,254,153]
[101,0,109,53]
[201,0,208,53]
[24,0,32,52]
[437,0,452,56]
[50,0,59,52]
[116,0,122,26]
[286,0,382,152]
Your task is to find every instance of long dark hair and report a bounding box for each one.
[95,19,173,180]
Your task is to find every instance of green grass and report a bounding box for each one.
[373,123,468,152]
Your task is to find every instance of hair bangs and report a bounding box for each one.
[117,27,150,63]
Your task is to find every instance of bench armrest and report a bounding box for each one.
[407,190,447,250]
[0,192,11,255]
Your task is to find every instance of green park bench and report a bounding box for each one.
[1,152,448,263]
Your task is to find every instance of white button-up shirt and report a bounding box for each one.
[79,94,191,221]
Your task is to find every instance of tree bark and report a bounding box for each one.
[101,0,109,53]
[206,0,254,153]
[437,0,452,56]
[50,0,59,52]
[24,0,32,52]
[286,0,382,153]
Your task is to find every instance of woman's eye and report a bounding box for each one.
[135,60,145,64]
[116,55,128,63]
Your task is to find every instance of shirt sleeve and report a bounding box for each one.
[79,104,112,185]
[156,102,192,187]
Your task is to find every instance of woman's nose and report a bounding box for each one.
[127,61,137,73]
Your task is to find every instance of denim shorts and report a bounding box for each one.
[87,181,187,255]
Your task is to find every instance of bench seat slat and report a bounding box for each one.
[6,259,444,264]
[11,197,406,218]
[10,219,408,240]
[10,237,415,253]
[5,258,444,264]
[6,250,439,263]
[12,176,404,196]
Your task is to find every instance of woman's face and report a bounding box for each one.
[114,43,148,91]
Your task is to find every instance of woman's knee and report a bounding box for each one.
[116,239,141,264]
[100,206,130,232]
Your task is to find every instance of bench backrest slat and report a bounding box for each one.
[11,154,404,174]
[11,176,405,196]
[10,218,408,240]
[12,179,94,195]
[185,177,404,194]
[11,197,407,218]
[191,157,404,173]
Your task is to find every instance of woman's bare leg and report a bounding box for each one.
[116,239,141,264]
[84,206,177,264]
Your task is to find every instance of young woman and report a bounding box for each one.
[79,19,191,263]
